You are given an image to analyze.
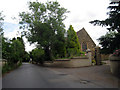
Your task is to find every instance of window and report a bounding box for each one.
[82,42,87,52]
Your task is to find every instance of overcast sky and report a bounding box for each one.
[0,0,110,52]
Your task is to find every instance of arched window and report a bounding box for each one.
[82,42,87,52]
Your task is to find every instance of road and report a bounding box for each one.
[2,63,120,88]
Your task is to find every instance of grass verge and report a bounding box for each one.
[2,62,22,75]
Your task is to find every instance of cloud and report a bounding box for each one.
[23,37,36,52]
[3,22,19,33]
[110,0,120,2]
[84,23,108,45]
[1,0,111,51]
[3,22,36,52]
[3,22,20,38]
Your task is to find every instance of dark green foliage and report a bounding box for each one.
[2,36,26,74]
[19,1,69,61]
[2,37,26,64]
[1,12,24,74]
[0,12,4,62]
[90,1,120,33]
[10,39,24,63]
[2,37,12,60]
[52,32,66,58]
[0,11,4,35]
[30,48,45,64]
[2,61,22,74]
[98,31,120,54]
[90,1,120,54]
[66,25,81,57]
[22,51,30,62]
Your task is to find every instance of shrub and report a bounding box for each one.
[2,61,22,74]
[113,49,120,57]
[31,48,45,64]
[92,60,96,64]
[80,51,86,56]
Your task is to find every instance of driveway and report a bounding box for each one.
[2,63,120,88]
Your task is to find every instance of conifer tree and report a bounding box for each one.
[90,1,120,53]
[66,25,81,57]
[90,1,120,33]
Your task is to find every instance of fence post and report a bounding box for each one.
[94,46,102,65]
[86,49,92,65]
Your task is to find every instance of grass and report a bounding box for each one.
[2,62,22,75]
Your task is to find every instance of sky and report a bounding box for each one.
[0,0,111,52]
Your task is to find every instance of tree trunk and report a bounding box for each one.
[44,46,53,61]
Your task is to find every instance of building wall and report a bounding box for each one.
[77,28,96,60]
[77,28,96,52]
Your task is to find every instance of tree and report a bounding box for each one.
[90,1,120,53]
[2,37,12,60]
[22,51,30,62]
[98,31,120,54]
[0,12,4,61]
[19,1,69,61]
[66,25,81,57]
[52,31,66,58]
[2,37,26,64]
[0,11,4,35]
[90,1,120,33]
[31,48,44,64]
[10,38,25,63]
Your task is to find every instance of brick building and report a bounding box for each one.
[77,28,96,52]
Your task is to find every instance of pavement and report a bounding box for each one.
[2,63,120,88]
[48,64,120,88]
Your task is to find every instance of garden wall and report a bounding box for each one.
[43,57,91,68]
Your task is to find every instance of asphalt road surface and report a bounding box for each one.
[2,63,120,88]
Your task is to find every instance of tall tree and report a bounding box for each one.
[2,37,11,60]
[98,31,120,54]
[19,1,69,61]
[0,11,4,61]
[90,1,120,33]
[0,11,4,35]
[90,1,120,53]
[10,39,24,63]
[66,25,81,57]
[31,48,44,64]
[52,31,66,58]
[2,37,26,64]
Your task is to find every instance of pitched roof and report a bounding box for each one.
[77,27,96,46]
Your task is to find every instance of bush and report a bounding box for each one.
[92,60,96,64]
[113,49,120,57]
[80,51,86,56]
[2,61,22,74]
[2,63,14,74]
[31,48,45,64]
